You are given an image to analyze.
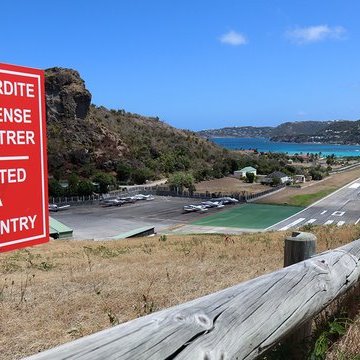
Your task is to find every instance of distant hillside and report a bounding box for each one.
[45,68,234,183]
[270,121,331,137]
[271,120,360,144]
[198,120,360,145]
[197,126,273,138]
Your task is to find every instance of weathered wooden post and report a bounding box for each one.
[284,231,317,359]
[284,231,316,267]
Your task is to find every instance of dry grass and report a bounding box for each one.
[324,287,360,360]
[326,317,360,359]
[258,167,360,205]
[1,226,360,359]
[195,176,267,194]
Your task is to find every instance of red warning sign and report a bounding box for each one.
[0,63,48,252]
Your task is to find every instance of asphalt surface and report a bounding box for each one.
[52,197,227,240]
[267,177,360,231]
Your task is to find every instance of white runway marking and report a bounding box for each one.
[265,176,360,231]
[324,220,334,225]
[279,218,306,231]
[349,183,360,189]
[305,219,316,225]
[337,221,345,226]
[356,218,360,225]
[332,211,345,216]
[320,210,327,215]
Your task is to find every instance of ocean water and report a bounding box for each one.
[212,137,360,157]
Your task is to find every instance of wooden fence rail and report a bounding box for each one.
[26,239,360,360]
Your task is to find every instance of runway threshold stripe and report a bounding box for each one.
[321,210,327,215]
[305,219,316,225]
[279,218,306,231]
[324,220,334,225]
[337,221,345,227]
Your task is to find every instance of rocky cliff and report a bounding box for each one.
[45,68,231,181]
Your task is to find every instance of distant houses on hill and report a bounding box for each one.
[234,166,257,178]
[233,167,307,186]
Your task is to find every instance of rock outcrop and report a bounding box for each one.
[45,67,91,121]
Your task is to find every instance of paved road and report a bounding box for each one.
[267,177,360,231]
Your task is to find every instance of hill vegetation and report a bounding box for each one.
[45,68,238,195]
[198,120,360,145]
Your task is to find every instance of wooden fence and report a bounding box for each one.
[26,237,360,360]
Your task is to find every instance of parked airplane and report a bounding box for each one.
[133,194,155,201]
[212,197,239,204]
[183,204,208,213]
[118,196,136,203]
[48,204,71,212]
[201,201,225,209]
[101,198,125,207]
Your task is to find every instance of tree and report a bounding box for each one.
[116,161,131,183]
[272,177,281,187]
[246,172,255,183]
[131,168,154,184]
[168,172,196,192]
[77,180,95,196]
[326,154,336,166]
[308,168,323,180]
[93,172,116,194]
[48,179,64,197]
[67,173,79,196]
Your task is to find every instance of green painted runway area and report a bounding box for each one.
[191,203,304,229]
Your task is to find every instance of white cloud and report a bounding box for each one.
[219,30,248,46]
[286,25,346,44]
[297,111,307,116]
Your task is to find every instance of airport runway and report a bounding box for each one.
[267,177,360,231]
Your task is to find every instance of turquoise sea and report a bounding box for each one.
[212,138,360,157]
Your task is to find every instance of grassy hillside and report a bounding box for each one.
[1,226,360,359]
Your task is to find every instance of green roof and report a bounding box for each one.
[112,226,155,240]
[239,166,256,172]
[49,217,73,238]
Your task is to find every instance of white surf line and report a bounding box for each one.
[265,176,360,231]
[324,220,334,225]
[279,218,306,231]
[355,218,360,225]
[305,218,316,225]
[321,210,327,215]
[0,156,29,161]
[337,221,345,227]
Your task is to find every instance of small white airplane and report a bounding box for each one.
[101,198,125,207]
[48,204,71,212]
[212,197,239,204]
[118,196,136,203]
[183,204,208,213]
[133,194,155,201]
[201,201,225,209]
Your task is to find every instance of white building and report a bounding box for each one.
[234,166,257,178]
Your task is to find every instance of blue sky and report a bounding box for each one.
[1,0,359,130]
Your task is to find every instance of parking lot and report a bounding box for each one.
[52,196,223,240]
